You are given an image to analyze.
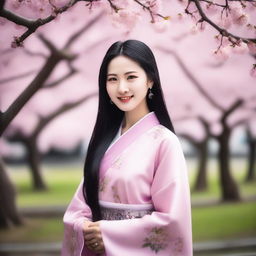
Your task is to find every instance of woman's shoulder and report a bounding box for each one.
[147,124,179,144]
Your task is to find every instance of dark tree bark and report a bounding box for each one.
[0,157,23,228]
[245,127,256,182]
[25,139,47,190]
[180,133,209,192]
[194,139,208,191]
[217,125,240,201]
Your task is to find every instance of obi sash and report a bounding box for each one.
[99,201,154,220]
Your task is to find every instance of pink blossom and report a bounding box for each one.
[214,35,230,47]
[246,23,254,32]
[250,65,256,78]
[218,15,232,29]
[177,13,184,21]
[9,0,21,10]
[0,17,7,26]
[151,19,170,33]
[213,47,231,62]
[190,25,198,35]
[247,41,256,55]
[110,9,141,31]
[232,42,249,54]
[199,22,206,31]
[153,0,162,14]
[177,0,189,7]
[230,7,249,26]
[204,2,218,15]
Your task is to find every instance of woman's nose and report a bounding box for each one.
[117,80,129,94]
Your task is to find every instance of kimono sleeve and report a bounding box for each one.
[99,133,193,256]
[61,179,95,256]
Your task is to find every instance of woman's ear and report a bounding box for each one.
[147,80,153,89]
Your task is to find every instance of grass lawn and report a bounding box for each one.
[0,201,255,243]
[1,158,255,243]
[7,158,256,207]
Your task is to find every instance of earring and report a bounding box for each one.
[110,99,114,104]
[148,88,154,99]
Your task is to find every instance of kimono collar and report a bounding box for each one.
[100,111,160,177]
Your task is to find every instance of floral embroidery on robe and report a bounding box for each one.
[112,156,123,169]
[142,227,169,253]
[172,237,183,255]
[112,185,121,203]
[150,126,166,140]
[99,177,109,193]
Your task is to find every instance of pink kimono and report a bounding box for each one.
[61,112,193,256]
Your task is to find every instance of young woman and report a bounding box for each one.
[61,40,193,256]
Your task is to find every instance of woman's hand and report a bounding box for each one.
[83,221,105,254]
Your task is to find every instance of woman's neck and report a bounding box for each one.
[122,109,151,134]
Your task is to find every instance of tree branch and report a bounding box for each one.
[0,15,99,136]
[0,0,84,46]
[0,70,37,85]
[64,11,103,49]
[133,0,169,22]
[0,0,170,46]
[0,53,64,136]
[33,92,97,138]
[23,48,47,59]
[43,65,78,88]
[221,98,244,123]
[158,47,224,111]
[191,0,256,46]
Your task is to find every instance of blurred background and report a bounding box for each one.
[0,0,255,255]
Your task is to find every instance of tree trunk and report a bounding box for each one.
[193,139,208,191]
[25,139,47,191]
[0,157,23,229]
[245,128,256,182]
[217,128,240,201]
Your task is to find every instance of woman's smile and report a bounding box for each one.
[118,95,134,103]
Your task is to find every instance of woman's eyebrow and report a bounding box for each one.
[107,73,117,77]
[107,71,138,76]
[125,71,137,75]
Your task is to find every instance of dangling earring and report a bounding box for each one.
[148,88,154,100]
[110,99,114,104]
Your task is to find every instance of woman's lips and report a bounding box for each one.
[117,95,134,103]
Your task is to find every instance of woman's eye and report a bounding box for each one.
[107,77,117,82]
[127,75,137,80]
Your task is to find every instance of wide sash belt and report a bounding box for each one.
[99,201,154,220]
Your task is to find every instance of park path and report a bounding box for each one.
[0,237,256,256]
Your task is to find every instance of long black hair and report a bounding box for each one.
[83,40,175,221]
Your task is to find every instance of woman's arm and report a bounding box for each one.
[61,179,96,256]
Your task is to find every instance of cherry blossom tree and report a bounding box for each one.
[178,117,211,191]
[0,9,104,228]
[159,45,255,201]
[7,91,97,190]
[0,0,255,76]
[245,120,256,182]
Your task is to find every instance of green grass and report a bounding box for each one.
[1,158,255,243]
[1,201,255,243]
[7,158,256,207]
[192,201,256,242]
[10,166,82,207]
[189,158,256,202]
[0,218,63,242]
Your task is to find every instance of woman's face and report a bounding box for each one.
[106,55,153,114]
